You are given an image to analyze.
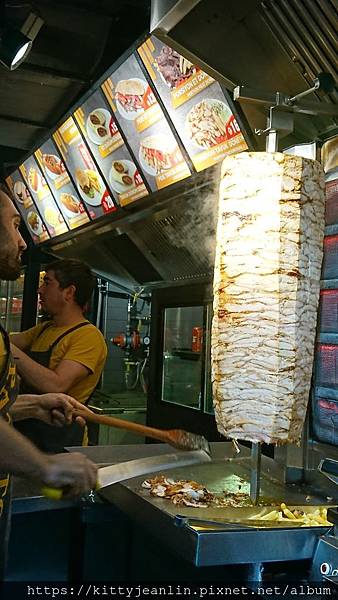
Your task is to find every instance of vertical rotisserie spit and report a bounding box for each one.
[212,152,325,445]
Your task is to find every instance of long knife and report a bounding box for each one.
[42,450,211,499]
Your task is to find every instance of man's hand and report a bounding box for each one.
[0,418,97,498]
[41,452,98,498]
[33,393,88,427]
[11,393,88,428]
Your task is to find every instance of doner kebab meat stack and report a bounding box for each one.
[211,152,325,444]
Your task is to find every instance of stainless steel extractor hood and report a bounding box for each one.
[151,0,338,148]
[49,169,218,290]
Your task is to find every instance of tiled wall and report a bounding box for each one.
[312,166,338,446]
[100,285,151,393]
[102,294,128,392]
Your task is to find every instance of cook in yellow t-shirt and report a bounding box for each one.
[12,320,107,405]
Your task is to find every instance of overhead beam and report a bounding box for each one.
[32,0,150,18]
[0,118,47,150]
[0,145,26,162]
[18,63,89,85]
[0,114,50,130]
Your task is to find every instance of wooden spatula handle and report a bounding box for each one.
[76,410,172,444]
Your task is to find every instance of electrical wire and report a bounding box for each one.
[140,357,148,394]
[125,360,142,391]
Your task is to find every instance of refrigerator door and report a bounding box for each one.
[162,305,204,410]
[1,271,25,333]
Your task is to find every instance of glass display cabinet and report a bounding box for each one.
[0,271,25,333]
[147,283,222,441]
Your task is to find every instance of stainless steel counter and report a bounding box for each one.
[97,447,334,566]
[11,442,336,568]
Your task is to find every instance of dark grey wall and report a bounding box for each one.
[103,294,128,392]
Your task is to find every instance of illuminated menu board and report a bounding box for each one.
[138,37,247,172]
[53,117,117,220]
[19,157,68,238]
[73,89,149,208]
[35,139,90,230]
[6,170,49,244]
[101,53,191,191]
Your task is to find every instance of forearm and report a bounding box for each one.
[10,394,44,421]
[11,346,64,393]
[0,416,47,479]
[0,416,98,495]
[9,332,30,350]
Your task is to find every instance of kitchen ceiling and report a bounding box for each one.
[0,0,151,175]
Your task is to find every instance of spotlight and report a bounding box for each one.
[0,26,32,70]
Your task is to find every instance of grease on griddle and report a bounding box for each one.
[141,475,275,508]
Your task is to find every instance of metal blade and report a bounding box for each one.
[250,442,261,505]
[97,450,211,489]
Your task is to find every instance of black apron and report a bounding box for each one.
[0,324,18,579]
[15,321,91,454]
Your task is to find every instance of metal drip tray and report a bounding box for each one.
[99,458,335,566]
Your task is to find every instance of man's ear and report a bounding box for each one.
[65,284,76,303]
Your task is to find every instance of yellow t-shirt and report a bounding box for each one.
[0,333,6,378]
[13,320,107,404]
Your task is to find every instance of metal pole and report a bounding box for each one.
[250,442,262,505]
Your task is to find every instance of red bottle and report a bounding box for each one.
[192,327,203,353]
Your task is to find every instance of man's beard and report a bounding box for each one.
[0,251,21,280]
[0,230,21,280]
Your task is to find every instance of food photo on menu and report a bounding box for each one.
[35,139,90,230]
[154,45,198,89]
[101,52,190,192]
[19,157,69,238]
[75,168,101,200]
[13,179,32,208]
[42,152,64,177]
[87,108,111,142]
[138,36,248,172]
[73,88,148,207]
[115,78,147,119]
[53,116,117,219]
[185,98,230,149]
[139,134,184,176]
[59,192,82,216]
[6,171,49,244]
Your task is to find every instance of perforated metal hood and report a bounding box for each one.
[50,169,218,289]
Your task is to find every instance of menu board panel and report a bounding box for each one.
[101,53,191,192]
[19,157,68,238]
[6,170,49,244]
[138,37,248,172]
[73,89,149,208]
[53,117,117,220]
[35,139,90,230]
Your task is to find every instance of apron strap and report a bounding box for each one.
[0,324,11,389]
[34,321,54,341]
[49,321,91,351]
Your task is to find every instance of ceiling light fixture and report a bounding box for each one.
[0,1,43,71]
[0,25,32,69]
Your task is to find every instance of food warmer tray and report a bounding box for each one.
[99,457,334,567]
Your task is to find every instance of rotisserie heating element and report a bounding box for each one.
[212,152,325,444]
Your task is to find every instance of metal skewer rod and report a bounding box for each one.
[250,442,262,505]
